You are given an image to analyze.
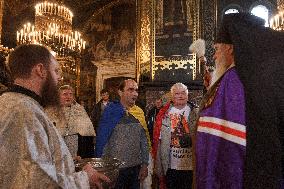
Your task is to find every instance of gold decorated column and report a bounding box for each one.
[136,0,154,82]
[0,0,4,43]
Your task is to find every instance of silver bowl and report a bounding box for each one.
[75,158,124,189]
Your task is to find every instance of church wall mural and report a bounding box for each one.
[82,0,138,102]
[155,0,194,56]
[84,2,136,63]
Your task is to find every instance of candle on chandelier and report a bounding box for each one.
[58,5,60,15]
[20,29,23,41]
[17,31,19,41]
[83,41,86,49]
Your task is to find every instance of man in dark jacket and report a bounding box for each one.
[147,97,163,144]
[91,88,112,132]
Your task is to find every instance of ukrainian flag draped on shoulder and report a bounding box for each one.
[129,105,151,150]
[95,101,124,157]
[95,102,151,157]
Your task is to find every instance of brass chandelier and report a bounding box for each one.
[16,1,86,56]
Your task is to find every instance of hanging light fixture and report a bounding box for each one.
[16,1,86,56]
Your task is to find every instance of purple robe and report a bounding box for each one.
[196,67,246,189]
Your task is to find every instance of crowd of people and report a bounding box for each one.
[0,12,283,189]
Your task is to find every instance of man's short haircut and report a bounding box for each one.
[155,96,163,101]
[118,79,135,91]
[8,44,52,79]
[100,88,109,94]
[59,84,74,92]
[118,80,126,91]
[170,82,189,95]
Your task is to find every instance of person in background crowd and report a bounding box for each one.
[95,79,150,189]
[146,98,163,189]
[46,84,96,159]
[195,13,284,189]
[90,88,112,132]
[153,83,197,189]
[109,86,120,101]
[0,44,109,188]
[0,54,11,95]
[147,97,163,144]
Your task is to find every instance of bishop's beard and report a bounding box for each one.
[209,59,233,88]
[41,72,60,108]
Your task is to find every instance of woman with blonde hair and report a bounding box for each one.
[46,84,96,159]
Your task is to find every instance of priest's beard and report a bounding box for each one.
[41,72,60,108]
[210,57,230,88]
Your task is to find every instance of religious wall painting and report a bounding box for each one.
[163,0,193,31]
[153,0,198,83]
[155,0,194,57]
[84,2,136,65]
